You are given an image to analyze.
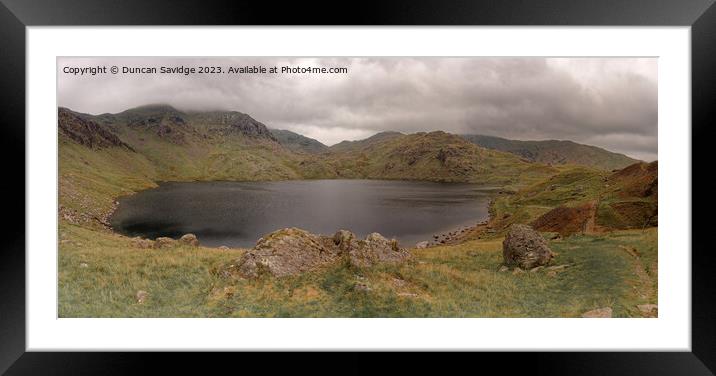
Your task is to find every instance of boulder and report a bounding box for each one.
[333,229,355,251]
[153,237,177,249]
[236,228,341,278]
[179,233,199,247]
[229,228,412,279]
[348,232,411,268]
[502,224,554,269]
[354,283,372,292]
[582,307,612,318]
[637,304,658,315]
[415,241,429,249]
[131,237,154,249]
[136,290,149,304]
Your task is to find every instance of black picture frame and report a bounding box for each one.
[1,0,714,374]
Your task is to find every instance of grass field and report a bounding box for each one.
[59,222,656,318]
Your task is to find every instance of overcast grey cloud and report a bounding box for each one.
[57,57,657,161]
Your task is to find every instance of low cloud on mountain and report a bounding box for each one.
[58,57,657,161]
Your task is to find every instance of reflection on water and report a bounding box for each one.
[110,179,495,248]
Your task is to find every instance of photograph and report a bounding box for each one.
[57,56,658,318]
[4,0,713,371]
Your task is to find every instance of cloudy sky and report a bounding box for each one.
[58,57,657,161]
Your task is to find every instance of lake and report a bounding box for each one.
[110,179,495,248]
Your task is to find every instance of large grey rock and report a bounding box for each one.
[153,237,177,249]
[231,228,411,279]
[502,224,553,269]
[236,228,341,278]
[347,232,412,268]
[131,237,154,249]
[179,233,199,247]
[582,307,613,318]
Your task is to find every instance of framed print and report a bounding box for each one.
[2,0,715,374]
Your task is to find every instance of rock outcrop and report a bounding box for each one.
[233,228,411,279]
[58,108,133,150]
[237,228,341,278]
[136,290,149,304]
[153,237,177,249]
[347,232,410,268]
[179,233,199,247]
[502,224,554,269]
[131,237,154,249]
[581,307,613,318]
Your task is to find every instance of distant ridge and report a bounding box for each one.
[329,131,403,152]
[58,106,551,186]
[58,104,638,188]
[460,134,640,171]
[270,129,328,154]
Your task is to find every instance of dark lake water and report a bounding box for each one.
[110,180,495,248]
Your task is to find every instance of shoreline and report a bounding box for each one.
[416,198,500,248]
[67,178,503,250]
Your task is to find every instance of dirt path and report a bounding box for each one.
[583,198,600,234]
[618,245,656,306]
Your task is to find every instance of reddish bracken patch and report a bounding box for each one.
[608,161,658,199]
[530,202,595,236]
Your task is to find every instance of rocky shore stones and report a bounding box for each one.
[179,233,200,247]
[234,228,412,279]
[333,229,355,251]
[502,224,554,270]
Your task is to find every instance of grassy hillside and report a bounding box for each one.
[477,162,658,239]
[59,221,656,318]
[461,134,640,171]
[59,107,306,228]
[319,131,557,186]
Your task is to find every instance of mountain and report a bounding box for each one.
[70,105,302,182]
[460,134,640,171]
[59,108,133,150]
[329,131,403,153]
[57,105,566,227]
[60,106,556,186]
[319,131,556,184]
[270,129,328,154]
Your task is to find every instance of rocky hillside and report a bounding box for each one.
[317,131,557,184]
[480,161,657,239]
[270,129,328,154]
[61,105,624,228]
[461,134,640,171]
[59,108,133,150]
[60,106,559,186]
